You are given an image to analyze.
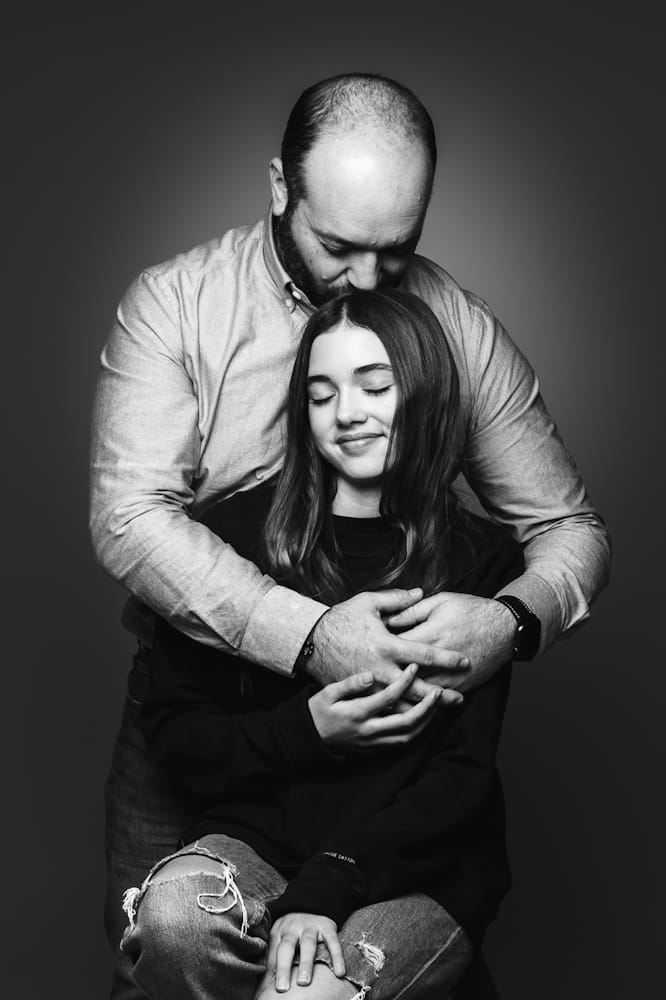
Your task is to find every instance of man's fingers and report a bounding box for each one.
[368,587,424,616]
[390,636,469,671]
[386,596,438,629]
[392,622,450,644]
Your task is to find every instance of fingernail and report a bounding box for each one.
[277,979,288,991]
[460,657,470,668]
[360,671,373,684]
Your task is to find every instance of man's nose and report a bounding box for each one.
[347,253,381,290]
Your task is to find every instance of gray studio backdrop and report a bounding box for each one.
[7,6,662,998]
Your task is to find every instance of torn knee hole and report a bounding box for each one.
[122,845,249,937]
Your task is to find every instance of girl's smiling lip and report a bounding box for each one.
[337,431,381,442]
[336,432,383,451]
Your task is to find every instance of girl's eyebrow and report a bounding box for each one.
[354,363,392,376]
[306,363,392,385]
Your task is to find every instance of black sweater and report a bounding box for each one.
[142,481,523,940]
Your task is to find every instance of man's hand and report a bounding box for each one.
[267,913,345,992]
[309,666,446,748]
[306,589,469,705]
[387,593,516,692]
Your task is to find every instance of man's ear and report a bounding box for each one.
[269,157,289,217]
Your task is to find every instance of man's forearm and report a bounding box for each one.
[89,269,327,673]
[91,500,326,673]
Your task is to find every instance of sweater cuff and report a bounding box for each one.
[239,585,329,675]
[272,688,337,769]
[267,855,366,928]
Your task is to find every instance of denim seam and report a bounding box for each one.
[391,925,466,1000]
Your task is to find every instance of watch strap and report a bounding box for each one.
[293,611,329,673]
[495,595,541,661]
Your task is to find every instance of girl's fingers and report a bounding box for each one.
[364,688,442,738]
[295,932,318,986]
[321,927,346,978]
[350,663,419,716]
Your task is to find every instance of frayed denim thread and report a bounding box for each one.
[121,841,249,938]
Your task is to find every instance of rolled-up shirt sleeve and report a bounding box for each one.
[461,297,611,649]
[89,270,326,673]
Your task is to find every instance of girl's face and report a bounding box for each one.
[306,319,397,507]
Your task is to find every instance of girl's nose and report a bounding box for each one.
[335,389,368,425]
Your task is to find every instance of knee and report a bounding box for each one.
[123,870,250,966]
[255,963,359,1000]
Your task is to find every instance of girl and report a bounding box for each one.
[120,289,521,1000]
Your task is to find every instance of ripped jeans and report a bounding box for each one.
[120,835,473,1000]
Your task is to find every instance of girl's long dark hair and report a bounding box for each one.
[263,288,473,602]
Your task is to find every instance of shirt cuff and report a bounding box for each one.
[239,584,329,675]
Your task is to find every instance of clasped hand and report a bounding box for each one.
[309,664,445,748]
[387,591,516,692]
[308,589,469,699]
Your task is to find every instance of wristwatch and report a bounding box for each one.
[293,612,329,672]
[495,596,541,661]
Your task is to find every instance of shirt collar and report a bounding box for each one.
[261,209,313,313]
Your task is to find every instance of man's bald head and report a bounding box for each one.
[280,73,437,206]
[270,74,436,305]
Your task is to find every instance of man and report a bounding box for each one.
[91,73,610,998]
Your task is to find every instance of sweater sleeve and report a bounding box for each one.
[268,665,511,936]
[141,618,335,801]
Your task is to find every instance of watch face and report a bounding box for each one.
[497,596,541,660]
[518,618,540,659]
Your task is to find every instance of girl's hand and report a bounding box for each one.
[308,665,447,748]
[267,912,345,992]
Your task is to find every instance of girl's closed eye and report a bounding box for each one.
[365,384,393,396]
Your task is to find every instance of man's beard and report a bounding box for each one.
[273,208,332,307]
[273,208,398,308]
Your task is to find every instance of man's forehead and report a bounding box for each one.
[299,130,431,245]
